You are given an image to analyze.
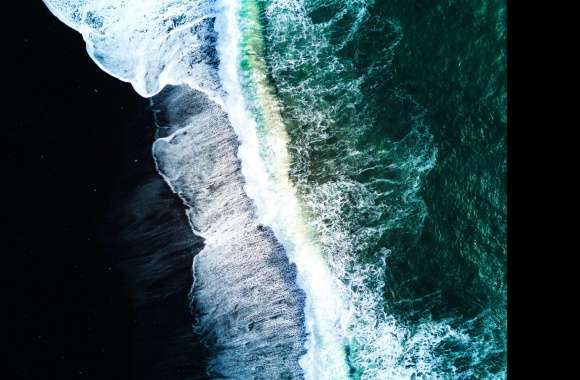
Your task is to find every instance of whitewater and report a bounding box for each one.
[43,0,354,378]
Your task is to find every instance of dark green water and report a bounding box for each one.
[260,0,506,377]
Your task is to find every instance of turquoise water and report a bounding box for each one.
[257,0,506,378]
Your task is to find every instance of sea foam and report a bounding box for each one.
[43,0,311,378]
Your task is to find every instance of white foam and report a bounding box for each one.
[216,1,351,377]
[43,0,222,99]
[150,86,307,377]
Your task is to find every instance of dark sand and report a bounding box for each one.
[102,99,208,379]
[7,2,207,379]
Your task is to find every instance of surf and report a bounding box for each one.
[42,0,307,378]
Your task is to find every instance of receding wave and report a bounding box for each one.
[151,85,306,378]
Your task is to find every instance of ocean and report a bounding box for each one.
[42,0,507,378]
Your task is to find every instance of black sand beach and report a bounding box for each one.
[6,2,206,379]
[102,99,208,380]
